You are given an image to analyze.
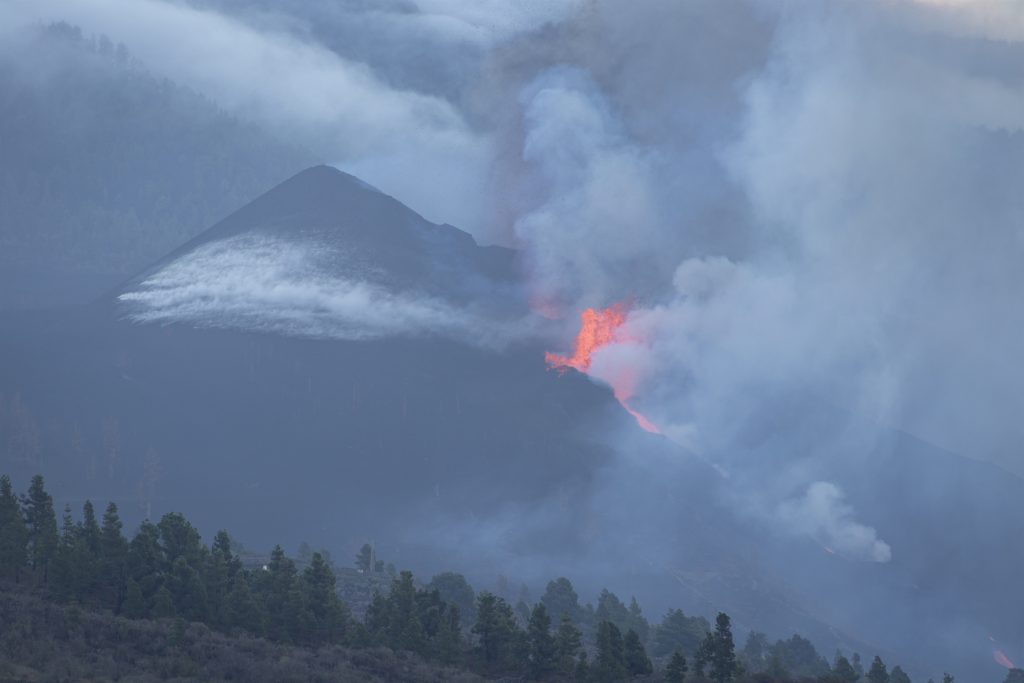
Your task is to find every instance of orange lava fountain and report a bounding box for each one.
[545,304,660,434]
[994,649,1016,669]
[544,305,628,373]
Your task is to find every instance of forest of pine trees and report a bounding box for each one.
[0,474,1015,683]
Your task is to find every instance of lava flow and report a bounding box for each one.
[989,635,1016,669]
[545,304,660,434]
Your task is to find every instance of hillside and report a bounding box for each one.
[0,588,479,682]
[0,475,933,683]
[0,22,316,309]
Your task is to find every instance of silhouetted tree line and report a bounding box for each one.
[0,475,998,682]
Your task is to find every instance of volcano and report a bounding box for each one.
[0,166,1022,681]
[113,165,526,342]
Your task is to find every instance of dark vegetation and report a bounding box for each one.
[2,473,1005,683]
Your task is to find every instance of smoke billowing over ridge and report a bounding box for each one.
[477,0,1024,559]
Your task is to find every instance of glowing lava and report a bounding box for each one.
[994,649,1016,669]
[544,305,628,373]
[545,304,660,434]
[989,635,1016,669]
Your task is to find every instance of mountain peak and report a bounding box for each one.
[112,165,524,337]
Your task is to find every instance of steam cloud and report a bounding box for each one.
[777,482,892,563]
[119,235,530,348]
[477,0,1024,565]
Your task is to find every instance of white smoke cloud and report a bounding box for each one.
[494,39,903,560]
[777,481,892,563]
[0,0,497,232]
[409,0,582,45]
[3,0,466,150]
[476,0,1024,564]
[513,67,664,308]
[119,234,531,347]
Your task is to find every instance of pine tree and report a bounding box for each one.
[540,577,581,623]
[68,500,102,603]
[433,603,463,665]
[100,502,128,611]
[282,584,314,644]
[1003,669,1024,683]
[364,591,391,645]
[152,584,175,618]
[387,570,425,652]
[123,577,146,618]
[211,530,241,576]
[694,633,713,678]
[22,475,58,584]
[473,591,518,666]
[209,532,242,627]
[50,504,78,602]
[653,608,709,658]
[941,674,954,683]
[574,650,589,682]
[709,612,737,683]
[527,602,558,679]
[511,623,531,675]
[834,653,860,683]
[852,653,865,679]
[739,633,768,673]
[428,571,477,625]
[205,546,231,628]
[624,628,653,676]
[666,650,689,683]
[766,654,788,680]
[555,613,583,674]
[259,545,298,641]
[302,551,349,644]
[408,585,448,652]
[627,596,650,643]
[170,555,209,621]
[224,574,266,636]
[157,512,203,566]
[593,620,628,683]
[596,589,631,632]
[0,475,28,582]
[867,656,889,683]
[889,665,912,683]
[355,543,373,572]
[126,519,163,607]
[80,501,101,553]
